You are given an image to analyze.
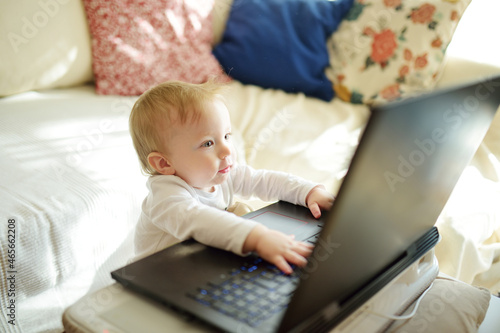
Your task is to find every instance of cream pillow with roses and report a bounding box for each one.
[327,0,471,105]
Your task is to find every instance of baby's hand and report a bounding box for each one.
[306,185,335,219]
[242,225,313,274]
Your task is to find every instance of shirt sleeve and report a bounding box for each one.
[146,176,258,255]
[229,164,319,206]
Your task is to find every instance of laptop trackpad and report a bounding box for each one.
[249,211,320,242]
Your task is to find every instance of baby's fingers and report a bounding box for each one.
[272,256,294,275]
[284,248,309,267]
[292,241,314,258]
[308,202,322,219]
[270,246,309,275]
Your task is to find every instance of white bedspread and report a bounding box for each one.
[0,87,143,332]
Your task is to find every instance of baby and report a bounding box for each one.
[129,80,334,274]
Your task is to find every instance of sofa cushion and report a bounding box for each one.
[387,278,491,333]
[0,0,93,97]
[82,0,229,96]
[213,0,354,102]
[327,0,472,105]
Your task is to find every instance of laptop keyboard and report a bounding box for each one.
[187,257,300,327]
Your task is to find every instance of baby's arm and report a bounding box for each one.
[143,176,259,257]
[242,224,314,275]
[231,165,335,219]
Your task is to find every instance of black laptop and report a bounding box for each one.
[112,75,500,332]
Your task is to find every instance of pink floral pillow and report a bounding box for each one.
[327,0,471,104]
[83,0,229,95]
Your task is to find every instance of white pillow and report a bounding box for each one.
[212,0,234,46]
[0,0,93,96]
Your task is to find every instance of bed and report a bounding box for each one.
[1,0,500,332]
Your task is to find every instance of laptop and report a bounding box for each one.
[112,75,500,332]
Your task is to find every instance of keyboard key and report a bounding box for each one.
[212,301,238,316]
[233,288,246,298]
[234,299,247,309]
[276,280,298,295]
[255,278,280,290]
[244,293,258,303]
[207,273,231,287]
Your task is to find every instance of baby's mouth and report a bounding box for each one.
[218,165,232,174]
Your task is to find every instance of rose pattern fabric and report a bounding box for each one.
[82,0,229,96]
[327,0,471,105]
[370,29,398,66]
[411,3,436,24]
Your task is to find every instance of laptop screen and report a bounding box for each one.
[279,76,500,332]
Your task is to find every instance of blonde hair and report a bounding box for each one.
[129,80,227,175]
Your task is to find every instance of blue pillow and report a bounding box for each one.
[212,0,354,101]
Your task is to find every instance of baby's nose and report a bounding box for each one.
[219,143,231,159]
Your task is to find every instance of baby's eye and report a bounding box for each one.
[201,140,214,148]
[225,133,232,140]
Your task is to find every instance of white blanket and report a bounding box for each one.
[0,87,143,332]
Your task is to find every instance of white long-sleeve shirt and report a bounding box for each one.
[133,164,318,261]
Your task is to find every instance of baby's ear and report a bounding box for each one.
[147,152,175,175]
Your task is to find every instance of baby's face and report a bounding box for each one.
[165,99,235,192]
